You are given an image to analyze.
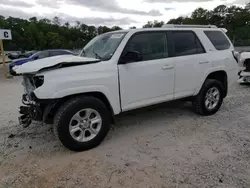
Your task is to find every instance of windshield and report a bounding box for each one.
[80,32,127,60]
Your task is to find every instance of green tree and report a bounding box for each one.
[53,16,60,25]
[46,32,63,48]
[64,22,70,28]
[143,20,164,28]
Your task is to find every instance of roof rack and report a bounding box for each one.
[161,24,218,28]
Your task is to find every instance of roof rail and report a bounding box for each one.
[161,24,218,28]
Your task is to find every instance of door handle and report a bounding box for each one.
[199,61,209,64]
[162,64,174,70]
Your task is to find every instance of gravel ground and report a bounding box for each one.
[0,69,250,188]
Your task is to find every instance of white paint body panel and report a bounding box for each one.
[171,53,211,99]
[33,61,121,115]
[18,27,238,116]
[118,59,174,111]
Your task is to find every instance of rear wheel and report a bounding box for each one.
[54,96,111,151]
[193,79,224,116]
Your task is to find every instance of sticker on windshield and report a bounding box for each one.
[110,34,124,39]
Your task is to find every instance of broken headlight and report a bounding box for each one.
[33,75,44,88]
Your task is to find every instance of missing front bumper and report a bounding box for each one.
[19,94,43,128]
[19,106,32,128]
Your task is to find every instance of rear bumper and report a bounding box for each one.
[238,70,250,83]
[239,71,250,77]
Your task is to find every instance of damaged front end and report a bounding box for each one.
[238,52,250,84]
[19,75,44,128]
[14,55,101,128]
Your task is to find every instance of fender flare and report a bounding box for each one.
[194,67,227,96]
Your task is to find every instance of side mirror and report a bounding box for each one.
[119,51,142,64]
[33,56,39,60]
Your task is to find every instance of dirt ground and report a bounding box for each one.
[0,69,250,188]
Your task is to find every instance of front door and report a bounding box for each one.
[118,32,174,112]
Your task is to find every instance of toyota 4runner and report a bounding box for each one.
[14,24,238,151]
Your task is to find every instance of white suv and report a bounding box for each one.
[14,25,238,151]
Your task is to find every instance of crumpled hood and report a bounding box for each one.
[13,55,100,74]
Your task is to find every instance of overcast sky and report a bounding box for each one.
[0,0,248,28]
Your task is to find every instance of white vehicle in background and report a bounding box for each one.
[238,51,250,84]
[14,25,238,151]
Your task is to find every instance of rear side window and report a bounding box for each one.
[171,31,205,57]
[123,32,168,61]
[204,31,231,50]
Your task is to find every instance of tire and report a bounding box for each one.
[192,79,224,116]
[54,96,111,151]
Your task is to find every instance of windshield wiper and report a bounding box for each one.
[93,49,102,60]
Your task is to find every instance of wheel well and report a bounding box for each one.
[83,92,115,117]
[45,92,115,124]
[206,71,228,98]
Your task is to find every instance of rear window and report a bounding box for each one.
[204,31,231,50]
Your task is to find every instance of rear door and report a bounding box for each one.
[118,32,175,111]
[167,30,210,99]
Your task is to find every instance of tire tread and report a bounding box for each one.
[53,97,79,141]
[193,79,223,116]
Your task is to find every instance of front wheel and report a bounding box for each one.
[193,79,224,116]
[54,96,111,151]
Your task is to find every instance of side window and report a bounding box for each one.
[38,51,49,59]
[50,51,64,56]
[123,32,168,61]
[171,31,205,57]
[204,30,231,50]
